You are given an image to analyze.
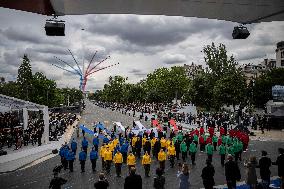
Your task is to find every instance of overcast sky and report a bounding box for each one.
[0,8,283,92]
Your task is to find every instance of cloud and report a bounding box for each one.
[86,15,234,48]
[162,54,187,64]
[129,68,147,77]
[0,7,283,92]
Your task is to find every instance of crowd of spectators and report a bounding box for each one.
[0,111,77,152]
[49,113,77,141]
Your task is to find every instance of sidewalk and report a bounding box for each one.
[250,129,284,141]
[0,116,80,173]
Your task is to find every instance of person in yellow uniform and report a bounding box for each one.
[104,147,113,174]
[108,141,115,152]
[142,151,151,177]
[113,138,119,147]
[131,136,137,155]
[151,137,157,156]
[142,136,147,147]
[113,150,123,177]
[166,139,172,150]
[100,144,106,170]
[167,143,176,168]
[127,151,136,172]
[160,137,167,151]
[158,149,167,171]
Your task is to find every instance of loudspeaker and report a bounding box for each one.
[232,26,250,39]
[52,149,58,154]
[45,21,65,36]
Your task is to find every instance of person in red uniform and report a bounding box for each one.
[206,136,212,145]
[220,127,225,136]
[199,135,205,152]
[200,127,205,136]
[195,128,199,137]
[217,136,222,146]
[208,127,214,138]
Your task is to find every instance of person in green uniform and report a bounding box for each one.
[226,135,232,146]
[189,141,197,165]
[221,135,227,145]
[177,132,183,143]
[193,134,198,146]
[218,143,226,166]
[180,140,187,162]
[212,135,218,151]
[227,144,236,158]
[206,142,214,162]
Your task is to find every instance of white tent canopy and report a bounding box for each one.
[113,122,125,132]
[0,94,50,144]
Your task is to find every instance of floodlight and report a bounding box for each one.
[232,25,250,39]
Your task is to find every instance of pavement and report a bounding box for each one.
[0,116,80,173]
[0,100,283,189]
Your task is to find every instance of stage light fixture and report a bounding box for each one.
[232,25,250,39]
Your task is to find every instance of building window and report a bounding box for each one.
[281,60,284,66]
[281,51,284,58]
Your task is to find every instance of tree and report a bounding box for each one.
[251,68,284,108]
[203,43,237,79]
[144,66,190,102]
[31,72,57,106]
[201,43,246,110]
[17,55,33,101]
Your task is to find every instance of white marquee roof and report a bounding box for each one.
[0,94,46,111]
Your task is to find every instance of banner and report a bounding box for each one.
[169,119,178,131]
[152,119,162,131]
[79,124,106,139]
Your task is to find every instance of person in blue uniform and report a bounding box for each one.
[82,137,88,153]
[71,138,77,155]
[90,147,98,172]
[79,149,87,173]
[66,149,75,172]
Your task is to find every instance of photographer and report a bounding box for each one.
[94,173,109,189]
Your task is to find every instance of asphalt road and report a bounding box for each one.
[0,100,283,189]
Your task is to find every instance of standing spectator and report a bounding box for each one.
[257,151,271,186]
[272,148,284,189]
[94,173,109,189]
[124,167,142,189]
[201,159,215,189]
[90,147,98,172]
[177,163,190,189]
[225,155,241,189]
[244,156,258,189]
[154,168,165,189]
[79,149,87,173]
